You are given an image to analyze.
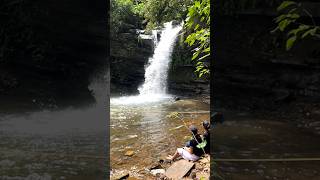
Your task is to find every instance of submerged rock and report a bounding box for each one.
[125,151,135,156]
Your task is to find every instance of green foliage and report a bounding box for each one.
[141,0,193,30]
[184,0,210,78]
[273,1,320,50]
[111,0,143,35]
[277,1,297,11]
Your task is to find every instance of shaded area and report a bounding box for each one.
[0,0,107,111]
[213,111,320,180]
[213,1,320,179]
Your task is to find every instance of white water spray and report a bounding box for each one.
[139,22,182,95]
[111,21,182,105]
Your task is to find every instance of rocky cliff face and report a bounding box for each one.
[110,31,154,95]
[0,0,107,111]
[214,15,320,111]
[168,35,210,97]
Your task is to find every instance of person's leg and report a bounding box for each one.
[167,148,182,160]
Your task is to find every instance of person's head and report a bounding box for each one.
[189,125,198,135]
[202,120,210,130]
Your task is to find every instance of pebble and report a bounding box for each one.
[125,151,135,156]
[150,169,165,176]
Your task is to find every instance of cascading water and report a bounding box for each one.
[138,22,182,95]
[111,21,182,105]
[152,30,158,46]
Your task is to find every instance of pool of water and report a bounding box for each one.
[110,98,210,172]
[213,111,320,180]
[0,105,107,179]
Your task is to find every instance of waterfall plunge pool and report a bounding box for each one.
[110,98,210,173]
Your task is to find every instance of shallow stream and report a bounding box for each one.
[110,98,210,173]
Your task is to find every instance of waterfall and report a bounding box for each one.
[152,30,158,46]
[138,21,182,96]
[111,21,181,105]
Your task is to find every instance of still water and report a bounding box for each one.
[213,111,320,180]
[0,72,108,179]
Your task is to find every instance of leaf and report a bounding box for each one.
[288,25,310,36]
[194,1,200,8]
[289,13,300,19]
[194,24,200,31]
[192,50,201,60]
[277,1,297,11]
[286,35,297,50]
[203,47,210,52]
[279,19,292,31]
[301,27,318,38]
[275,14,288,23]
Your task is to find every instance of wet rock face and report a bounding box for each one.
[167,34,210,97]
[110,31,154,95]
[214,15,320,110]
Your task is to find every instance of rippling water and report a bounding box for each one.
[110,98,210,171]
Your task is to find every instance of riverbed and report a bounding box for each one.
[110,98,210,175]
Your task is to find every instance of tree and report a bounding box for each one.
[140,0,193,30]
[184,0,210,78]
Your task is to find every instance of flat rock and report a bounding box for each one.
[111,171,129,180]
[199,157,210,164]
[165,160,195,179]
[127,177,140,180]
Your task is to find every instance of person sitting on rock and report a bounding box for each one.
[202,120,210,154]
[189,125,205,156]
[166,139,201,161]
